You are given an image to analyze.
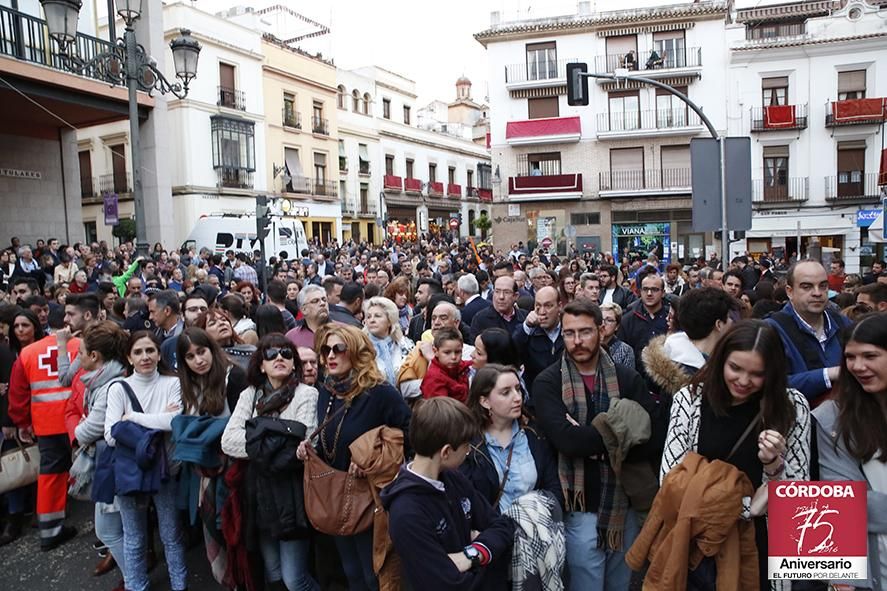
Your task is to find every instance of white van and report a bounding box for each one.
[181,214,309,261]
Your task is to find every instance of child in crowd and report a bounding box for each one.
[381,397,515,590]
[420,327,472,403]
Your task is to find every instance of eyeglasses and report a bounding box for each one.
[641,287,662,294]
[263,347,295,362]
[320,343,348,358]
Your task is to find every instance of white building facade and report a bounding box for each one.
[727,0,887,271]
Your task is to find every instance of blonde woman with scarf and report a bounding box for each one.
[363,297,414,386]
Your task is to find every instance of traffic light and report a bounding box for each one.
[256,194,271,241]
[566,63,589,106]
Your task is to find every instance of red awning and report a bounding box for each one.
[832,98,887,122]
[764,105,796,128]
[506,116,581,139]
[880,148,887,187]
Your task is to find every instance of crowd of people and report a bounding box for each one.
[0,232,886,591]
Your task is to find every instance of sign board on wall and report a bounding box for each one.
[0,168,41,180]
[103,193,119,226]
[508,204,521,216]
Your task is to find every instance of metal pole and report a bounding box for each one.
[719,137,728,266]
[125,24,147,257]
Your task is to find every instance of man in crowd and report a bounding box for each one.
[533,299,656,589]
[855,282,887,312]
[663,263,688,296]
[722,269,744,299]
[11,246,44,289]
[597,265,636,309]
[699,267,724,289]
[827,258,846,292]
[619,273,670,370]
[470,275,528,341]
[322,275,345,305]
[266,280,298,331]
[328,282,364,328]
[148,289,184,343]
[232,253,258,285]
[408,278,443,342]
[766,260,851,404]
[286,284,331,348]
[863,259,885,285]
[575,273,602,302]
[455,273,489,327]
[513,285,564,389]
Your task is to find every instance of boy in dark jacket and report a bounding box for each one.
[380,397,515,591]
[420,327,472,403]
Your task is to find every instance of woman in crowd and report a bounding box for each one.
[104,331,187,591]
[68,321,129,582]
[471,328,518,371]
[219,293,259,345]
[255,304,287,339]
[0,309,43,546]
[382,276,413,333]
[285,280,302,321]
[69,270,89,294]
[462,364,561,512]
[814,313,887,591]
[176,327,247,585]
[558,269,577,303]
[297,324,411,591]
[661,320,810,591]
[54,252,78,286]
[599,303,636,369]
[222,334,319,591]
[197,307,256,369]
[236,281,261,318]
[363,296,415,386]
[52,283,70,306]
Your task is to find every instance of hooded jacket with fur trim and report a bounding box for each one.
[642,333,704,397]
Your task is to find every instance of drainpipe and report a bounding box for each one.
[58,128,71,244]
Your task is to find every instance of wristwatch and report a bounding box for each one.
[463,545,482,569]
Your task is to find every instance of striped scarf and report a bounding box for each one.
[559,349,630,551]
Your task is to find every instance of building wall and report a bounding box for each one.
[0,132,83,246]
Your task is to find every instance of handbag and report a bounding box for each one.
[302,403,374,536]
[0,435,40,494]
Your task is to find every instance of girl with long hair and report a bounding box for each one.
[255,304,287,338]
[661,320,810,591]
[219,293,258,345]
[382,276,413,333]
[814,313,887,591]
[296,324,411,591]
[221,334,319,591]
[461,364,561,512]
[8,309,43,355]
[104,331,187,591]
[196,307,256,369]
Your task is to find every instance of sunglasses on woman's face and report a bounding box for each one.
[263,347,294,362]
[320,343,348,358]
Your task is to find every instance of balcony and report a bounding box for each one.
[505,116,581,146]
[286,176,338,198]
[218,86,246,111]
[427,181,444,197]
[752,178,809,208]
[282,109,301,130]
[825,99,887,127]
[504,58,578,90]
[358,162,371,176]
[594,47,702,78]
[476,187,493,202]
[216,167,254,189]
[0,5,115,84]
[98,172,132,195]
[312,116,330,136]
[404,177,422,194]
[825,173,881,204]
[598,168,690,197]
[507,173,583,202]
[312,179,338,198]
[384,175,403,191]
[751,104,808,132]
[447,183,462,198]
[596,109,704,138]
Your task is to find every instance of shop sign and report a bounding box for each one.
[0,168,41,180]
[508,204,521,216]
[856,208,879,227]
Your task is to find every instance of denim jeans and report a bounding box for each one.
[259,535,318,591]
[334,530,378,591]
[94,501,125,574]
[117,480,187,591]
[564,509,640,591]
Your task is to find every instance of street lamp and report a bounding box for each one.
[40,0,201,257]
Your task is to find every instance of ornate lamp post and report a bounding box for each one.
[41,0,201,256]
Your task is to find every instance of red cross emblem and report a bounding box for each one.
[37,346,59,377]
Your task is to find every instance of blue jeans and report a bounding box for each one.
[564,509,640,591]
[259,535,318,591]
[334,530,378,591]
[94,502,125,575]
[117,480,187,591]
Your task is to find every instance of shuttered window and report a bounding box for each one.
[838,70,866,100]
[610,147,644,171]
[528,96,559,119]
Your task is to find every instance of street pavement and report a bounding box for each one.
[1,498,215,591]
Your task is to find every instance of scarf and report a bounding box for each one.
[323,371,355,399]
[559,349,629,551]
[370,334,397,385]
[82,360,126,410]
[398,306,411,332]
[254,377,297,417]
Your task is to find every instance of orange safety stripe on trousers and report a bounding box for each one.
[36,472,68,515]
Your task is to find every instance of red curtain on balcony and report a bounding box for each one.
[764,105,796,128]
[505,116,581,139]
[832,98,887,122]
[880,148,887,187]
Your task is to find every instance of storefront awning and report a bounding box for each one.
[870,212,885,243]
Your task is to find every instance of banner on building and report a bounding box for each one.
[768,481,867,581]
[103,193,119,226]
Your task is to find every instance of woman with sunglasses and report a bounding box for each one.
[222,334,319,591]
[296,324,411,591]
[104,331,187,591]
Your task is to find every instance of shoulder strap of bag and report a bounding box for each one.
[308,400,348,441]
[116,380,144,414]
[727,409,763,461]
[492,440,516,508]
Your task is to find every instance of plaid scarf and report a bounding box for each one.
[559,349,630,551]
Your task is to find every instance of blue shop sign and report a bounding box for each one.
[857,208,880,227]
